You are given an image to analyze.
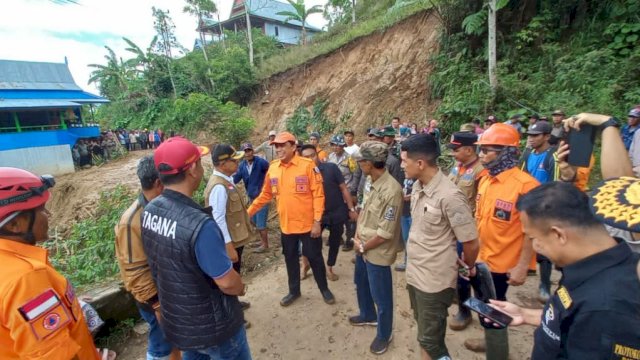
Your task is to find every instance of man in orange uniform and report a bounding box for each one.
[464,124,539,359]
[247,131,335,306]
[0,168,101,360]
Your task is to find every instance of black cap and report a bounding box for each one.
[211,144,244,164]
[529,114,540,121]
[343,129,355,136]
[526,121,552,135]
[447,132,478,149]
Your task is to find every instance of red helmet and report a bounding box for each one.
[0,168,54,226]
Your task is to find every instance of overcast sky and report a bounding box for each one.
[0,0,328,94]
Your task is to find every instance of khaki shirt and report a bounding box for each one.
[357,170,403,266]
[447,158,487,212]
[114,194,157,303]
[406,171,478,293]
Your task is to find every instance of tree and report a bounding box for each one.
[277,0,323,45]
[324,0,356,26]
[183,0,217,91]
[488,0,497,95]
[152,7,182,98]
[88,46,130,99]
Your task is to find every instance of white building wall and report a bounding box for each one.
[265,23,306,44]
[0,145,75,176]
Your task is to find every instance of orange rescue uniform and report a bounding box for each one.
[0,239,100,360]
[316,147,328,162]
[247,154,324,234]
[475,167,539,273]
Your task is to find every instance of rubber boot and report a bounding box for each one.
[539,260,552,303]
[450,280,472,330]
[485,328,509,360]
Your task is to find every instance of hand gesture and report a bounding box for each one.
[487,300,525,326]
[563,113,610,132]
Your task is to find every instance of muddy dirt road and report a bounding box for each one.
[115,244,546,360]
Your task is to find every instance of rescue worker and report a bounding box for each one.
[446,131,487,331]
[464,123,539,359]
[328,134,359,251]
[401,134,480,360]
[247,132,335,306]
[254,130,277,163]
[300,144,357,280]
[349,141,403,355]
[115,156,182,360]
[205,144,254,318]
[142,137,250,358]
[0,168,103,360]
[488,181,640,359]
[309,132,328,162]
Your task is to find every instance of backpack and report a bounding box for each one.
[520,147,559,181]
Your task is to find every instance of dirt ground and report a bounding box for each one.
[113,241,551,360]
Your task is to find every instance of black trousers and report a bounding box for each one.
[281,232,328,295]
[345,220,356,244]
[326,222,345,267]
[232,246,244,273]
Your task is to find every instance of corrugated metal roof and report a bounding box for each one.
[0,99,82,110]
[204,0,322,32]
[0,89,109,103]
[0,59,82,91]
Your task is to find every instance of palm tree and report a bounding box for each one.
[277,0,323,45]
[88,46,130,99]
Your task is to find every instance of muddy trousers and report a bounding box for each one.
[281,232,328,295]
[471,272,510,360]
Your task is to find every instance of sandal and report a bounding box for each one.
[99,348,117,360]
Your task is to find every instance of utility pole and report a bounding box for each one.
[488,0,498,97]
[351,0,356,24]
[244,0,254,66]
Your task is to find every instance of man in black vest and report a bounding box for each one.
[142,137,252,359]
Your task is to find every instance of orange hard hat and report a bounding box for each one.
[475,123,520,147]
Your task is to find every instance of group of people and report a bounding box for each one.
[1,107,639,359]
[116,128,167,151]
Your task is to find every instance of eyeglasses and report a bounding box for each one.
[479,147,504,154]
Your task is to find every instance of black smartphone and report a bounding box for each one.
[566,124,595,167]
[463,298,513,328]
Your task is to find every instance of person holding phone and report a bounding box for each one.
[464,123,539,358]
[486,182,640,359]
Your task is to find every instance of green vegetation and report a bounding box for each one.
[45,185,136,288]
[257,0,431,78]
[285,98,352,140]
[427,0,640,135]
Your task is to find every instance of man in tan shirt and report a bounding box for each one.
[350,141,403,355]
[446,131,487,331]
[402,134,480,360]
[114,155,181,360]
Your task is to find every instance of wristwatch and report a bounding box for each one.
[600,117,619,131]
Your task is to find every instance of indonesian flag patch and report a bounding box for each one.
[18,289,71,339]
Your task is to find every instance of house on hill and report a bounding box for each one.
[199,0,323,46]
[0,59,108,175]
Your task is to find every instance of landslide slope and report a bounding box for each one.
[249,10,440,138]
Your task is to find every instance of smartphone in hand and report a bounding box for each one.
[463,298,513,328]
[566,124,595,167]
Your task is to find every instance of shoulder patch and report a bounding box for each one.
[19,289,71,340]
[384,206,397,221]
[556,286,572,309]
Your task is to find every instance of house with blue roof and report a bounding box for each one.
[200,0,323,46]
[0,59,108,175]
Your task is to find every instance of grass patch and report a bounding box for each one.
[45,185,136,289]
[256,1,432,79]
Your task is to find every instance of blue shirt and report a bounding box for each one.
[233,157,270,199]
[621,124,638,150]
[194,219,233,279]
[526,151,550,183]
